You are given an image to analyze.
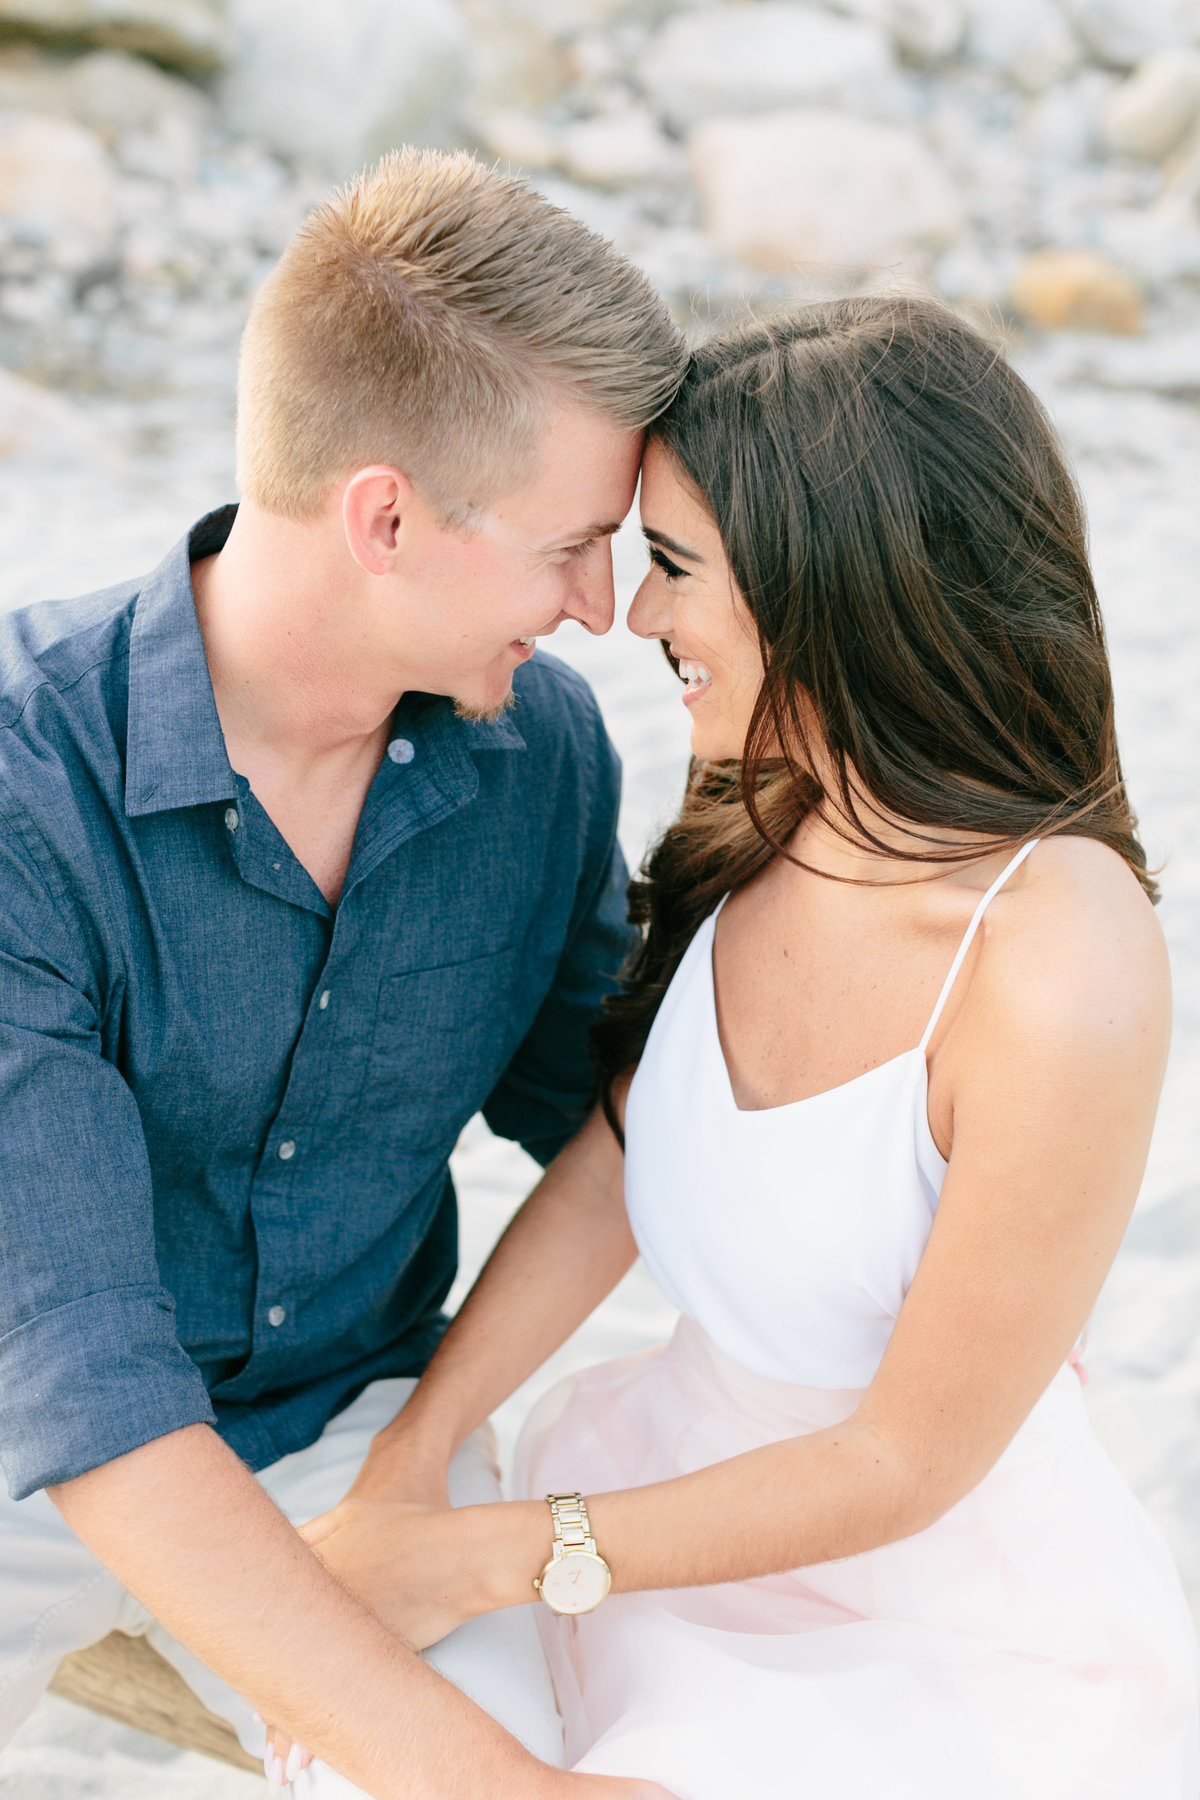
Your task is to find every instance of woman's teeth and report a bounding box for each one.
[517,636,536,646]
[679,661,712,691]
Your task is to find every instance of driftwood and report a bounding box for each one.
[49,1630,261,1774]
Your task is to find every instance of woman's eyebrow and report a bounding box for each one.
[642,525,704,563]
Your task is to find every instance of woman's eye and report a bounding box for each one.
[649,546,686,581]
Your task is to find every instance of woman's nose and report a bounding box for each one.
[627,573,671,641]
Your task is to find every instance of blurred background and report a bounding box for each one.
[1,0,1198,1792]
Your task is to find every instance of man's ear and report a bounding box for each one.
[341,466,417,575]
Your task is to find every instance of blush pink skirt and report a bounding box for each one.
[514,1316,1200,1799]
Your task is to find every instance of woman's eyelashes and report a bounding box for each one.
[648,544,687,581]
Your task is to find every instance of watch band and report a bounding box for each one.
[545,1491,599,1558]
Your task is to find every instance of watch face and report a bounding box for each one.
[539,1550,612,1616]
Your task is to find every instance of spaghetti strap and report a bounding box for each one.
[917,838,1041,1052]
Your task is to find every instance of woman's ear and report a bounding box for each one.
[341,466,417,575]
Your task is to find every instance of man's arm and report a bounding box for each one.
[50,1427,557,1800]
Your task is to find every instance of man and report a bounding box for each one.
[0,148,685,1798]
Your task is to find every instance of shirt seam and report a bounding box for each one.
[0,643,132,738]
[0,1282,175,1349]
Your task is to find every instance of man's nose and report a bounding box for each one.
[567,541,617,636]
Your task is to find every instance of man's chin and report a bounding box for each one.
[453,686,516,725]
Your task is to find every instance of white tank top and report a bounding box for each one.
[624,840,1040,1389]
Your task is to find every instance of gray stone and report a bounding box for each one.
[1103,49,1200,158]
[1061,0,1199,68]
[0,0,228,74]
[962,0,1083,91]
[0,109,116,266]
[826,0,966,63]
[642,3,898,132]
[219,0,469,176]
[559,107,683,187]
[689,107,964,269]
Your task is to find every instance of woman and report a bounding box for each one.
[281,296,1200,1797]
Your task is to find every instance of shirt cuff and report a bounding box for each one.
[0,1286,216,1500]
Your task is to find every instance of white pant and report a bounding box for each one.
[0,1379,565,1795]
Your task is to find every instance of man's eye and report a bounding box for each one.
[649,546,686,581]
[565,537,597,560]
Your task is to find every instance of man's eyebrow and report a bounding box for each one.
[642,525,704,563]
[543,519,623,548]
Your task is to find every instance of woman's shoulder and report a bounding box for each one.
[957,835,1169,1068]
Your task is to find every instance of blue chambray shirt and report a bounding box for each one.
[0,506,633,1501]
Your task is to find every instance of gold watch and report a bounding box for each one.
[533,1492,612,1616]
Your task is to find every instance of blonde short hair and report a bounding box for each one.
[236,147,687,522]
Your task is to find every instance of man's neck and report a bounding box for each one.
[190,503,401,907]
[191,501,403,770]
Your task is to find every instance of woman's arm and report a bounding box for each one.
[365,853,1170,1631]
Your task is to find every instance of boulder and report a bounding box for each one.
[0,366,123,472]
[1010,248,1143,332]
[962,0,1082,92]
[0,0,228,74]
[465,0,637,36]
[0,110,116,267]
[461,1,570,112]
[825,0,965,63]
[473,106,560,170]
[689,108,964,270]
[1103,49,1200,158]
[559,108,682,187]
[642,3,898,132]
[1060,0,1199,68]
[219,0,470,177]
[0,45,208,183]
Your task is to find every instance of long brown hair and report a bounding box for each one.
[594,294,1154,1119]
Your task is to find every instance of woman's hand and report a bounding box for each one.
[261,1495,546,1788]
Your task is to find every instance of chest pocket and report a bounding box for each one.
[360,945,522,1152]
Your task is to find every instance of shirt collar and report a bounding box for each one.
[124,505,526,821]
[124,506,240,819]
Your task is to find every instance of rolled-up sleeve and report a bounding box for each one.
[0,816,214,1500]
[483,705,635,1166]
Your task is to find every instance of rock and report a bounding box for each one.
[1099,198,1200,286]
[0,111,116,268]
[467,0,637,35]
[0,42,209,130]
[962,0,1082,92]
[1010,248,1143,332]
[0,0,228,74]
[461,1,570,112]
[0,45,211,176]
[559,108,682,187]
[1103,50,1200,158]
[70,46,209,137]
[474,106,560,170]
[1023,69,1116,165]
[825,0,965,63]
[0,364,125,470]
[1060,0,1198,68]
[642,3,898,133]
[689,108,964,270]
[219,0,469,177]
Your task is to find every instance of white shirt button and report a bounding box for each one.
[224,807,239,831]
[267,1304,287,1328]
[318,990,331,1010]
[278,1139,296,1161]
[387,738,415,765]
